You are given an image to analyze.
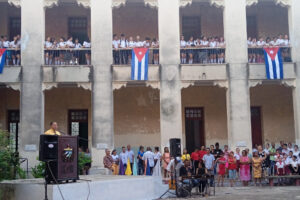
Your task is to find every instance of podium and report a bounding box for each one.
[39,135,79,183]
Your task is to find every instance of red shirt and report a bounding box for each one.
[191,152,199,161]
[228,157,236,170]
[198,150,207,160]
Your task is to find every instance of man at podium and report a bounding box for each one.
[44,121,61,136]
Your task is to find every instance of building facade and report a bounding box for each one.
[0,0,300,169]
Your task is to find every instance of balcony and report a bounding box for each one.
[0,66,21,83]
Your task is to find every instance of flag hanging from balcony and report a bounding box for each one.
[0,49,7,74]
[263,47,283,80]
[131,48,149,81]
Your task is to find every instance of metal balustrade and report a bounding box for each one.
[180,47,226,64]
[248,46,292,64]
[44,48,91,65]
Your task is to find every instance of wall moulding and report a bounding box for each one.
[246,0,258,7]
[180,0,192,7]
[144,0,158,8]
[112,0,126,8]
[44,0,59,8]
[210,0,224,8]
[77,0,90,8]
[8,0,20,8]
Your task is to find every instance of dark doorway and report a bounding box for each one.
[247,16,257,39]
[7,110,20,152]
[182,16,201,40]
[251,107,263,147]
[68,110,89,151]
[185,107,205,154]
[68,17,88,43]
[9,17,21,40]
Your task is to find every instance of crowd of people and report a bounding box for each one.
[180,35,226,64]
[44,36,91,65]
[103,141,300,189]
[247,34,291,63]
[0,35,21,66]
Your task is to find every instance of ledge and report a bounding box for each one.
[0,66,22,83]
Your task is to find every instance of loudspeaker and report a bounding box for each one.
[170,138,181,157]
[39,135,58,161]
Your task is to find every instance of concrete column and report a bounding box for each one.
[289,0,300,145]
[20,0,45,167]
[224,0,252,150]
[158,0,183,149]
[91,0,114,168]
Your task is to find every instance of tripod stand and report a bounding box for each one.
[158,168,177,199]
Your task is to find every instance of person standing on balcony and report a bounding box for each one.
[151,38,159,64]
[186,36,195,64]
[45,37,53,65]
[58,37,66,65]
[119,33,128,64]
[135,35,144,48]
[73,38,82,65]
[112,34,120,64]
[180,35,187,64]
[83,38,91,65]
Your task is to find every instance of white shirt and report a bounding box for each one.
[143,151,155,167]
[180,40,186,48]
[276,161,284,169]
[209,41,217,48]
[269,40,276,46]
[45,41,52,48]
[203,154,215,169]
[66,40,74,48]
[74,43,82,49]
[290,160,298,168]
[151,41,159,48]
[10,41,17,48]
[144,42,151,48]
[3,41,10,48]
[58,42,66,48]
[256,41,265,46]
[112,40,120,49]
[83,41,91,48]
[282,149,289,155]
[293,150,300,158]
[186,40,194,47]
[126,150,134,163]
[112,154,119,162]
[128,41,136,48]
[119,39,128,48]
[135,41,144,47]
[285,156,292,165]
[288,147,293,152]
[234,153,240,160]
[264,148,270,155]
[283,39,290,46]
[201,40,209,46]
[154,152,162,160]
[276,39,284,46]
[119,152,128,165]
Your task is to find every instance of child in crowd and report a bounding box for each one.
[228,151,237,187]
[216,152,226,187]
[276,156,285,185]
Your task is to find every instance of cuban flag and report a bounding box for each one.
[0,49,7,74]
[263,47,283,80]
[131,48,149,81]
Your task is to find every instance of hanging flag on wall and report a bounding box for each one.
[0,49,7,74]
[131,48,149,81]
[263,47,283,80]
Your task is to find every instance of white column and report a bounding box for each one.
[224,0,252,150]
[19,0,45,167]
[158,0,183,149]
[91,0,114,168]
[289,0,300,145]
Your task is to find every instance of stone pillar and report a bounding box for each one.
[19,0,45,167]
[224,0,252,150]
[158,0,183,149]
[91,0,114,168]
[289,0,300,144]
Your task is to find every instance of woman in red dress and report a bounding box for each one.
[217,152,226,187]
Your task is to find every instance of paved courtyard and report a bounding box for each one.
[165,186,300,200]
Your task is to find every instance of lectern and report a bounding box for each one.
[39,135,79,183]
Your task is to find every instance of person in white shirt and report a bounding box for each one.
[119,146,128,170]
[287,143,293,152]
[180,35,187,64]
[276,35,284,46]
[135,35,144,48]
[293,145,300,159]
[217,37,225,64]
[247,37,252,46]
[289,155,299,174]
[126,145,135,174]
[256,37,265,47]
[209,37,218,63]
[151,38,159,64]
[73,38,82,65]
[112,34,120,64]
[186,36,195,64]
[57,37,66,65]
[143,147,155,175]
[283,34,290,46]
[44,37,53,65]
[65,36,74,48]
[10,36,20,65]
[83,38,91,65]
[282,144,289,155]
[119,33,128,64]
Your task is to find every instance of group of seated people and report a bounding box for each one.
[44,36,91,65]
[0,35,21,65]
[112,34,159,65]
[180,35,226,64]
[247,34,291,63]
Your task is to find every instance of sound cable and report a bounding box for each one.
[46,161,66,200]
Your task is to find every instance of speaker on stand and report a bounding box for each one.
[169,138,181,157]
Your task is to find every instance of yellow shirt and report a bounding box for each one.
[181,154,191,161]
[44,128,61,136]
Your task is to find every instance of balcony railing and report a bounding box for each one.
[44,48,91,65]
[248,46,292,64]
[180,47,226,64]
[4,48,21,66]
[112,48,159,65]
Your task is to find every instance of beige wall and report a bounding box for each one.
[44,87,92,144]
[0,3,20,39]
[114,86,160,148]
[45,3,91,40]
[247,2,289,38]
[250,85,295,144]
[180,3,224,37]
[0,88,20,131]
[113,2,158,39]
[181,86,228,148]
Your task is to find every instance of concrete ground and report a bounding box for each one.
[164,186,300,200]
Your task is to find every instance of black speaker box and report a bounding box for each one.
[39,135,58,161]
[170,138,181,157]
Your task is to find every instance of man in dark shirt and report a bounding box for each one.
[180,160,198,187]
[213,142,223,159]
